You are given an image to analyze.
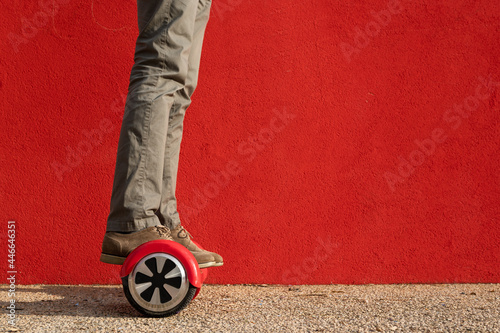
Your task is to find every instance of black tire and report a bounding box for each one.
[123,278,197,317]
[121,252,198,317]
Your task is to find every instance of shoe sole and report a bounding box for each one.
[101,253,223,268]
[211,262,224,267]
[199,262,223,268]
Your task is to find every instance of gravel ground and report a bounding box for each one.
[1,284,499,332]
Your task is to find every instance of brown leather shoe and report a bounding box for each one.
[170,225,223,268]
[100,226,173,265]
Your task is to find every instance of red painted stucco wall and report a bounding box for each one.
[1,0,499,284]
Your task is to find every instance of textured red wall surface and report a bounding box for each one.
[1,0,499,284]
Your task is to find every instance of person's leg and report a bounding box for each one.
[102,0,217,268]
[156,0,223,266]
[157,0,213,229]
[106,0,200,233]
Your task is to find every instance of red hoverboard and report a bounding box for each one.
[120,240,208,317]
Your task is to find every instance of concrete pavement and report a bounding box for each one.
[1,284,499,332]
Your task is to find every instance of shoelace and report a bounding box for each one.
[177,226,193,239]
[154,226,171,237]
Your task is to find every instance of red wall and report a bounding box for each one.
[1,0,499,284]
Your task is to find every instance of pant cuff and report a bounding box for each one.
[106,216,160,233]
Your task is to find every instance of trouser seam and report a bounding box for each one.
[135,76,157,213]
[136,9,171,215]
